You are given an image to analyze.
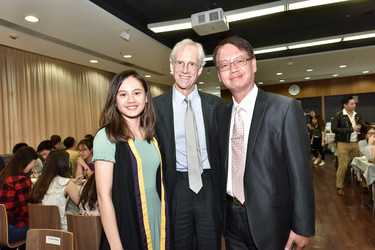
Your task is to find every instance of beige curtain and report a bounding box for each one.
[0,45,114,154]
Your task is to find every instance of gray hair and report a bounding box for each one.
[169,38,206,67]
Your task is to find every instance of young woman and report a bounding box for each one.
[29,150,80,231]
[94,70,169,249]
[76,139,94,178]
[0,146,38,242]
[78,172,99,216]
[359,126,375,157]
[311,115,326,166]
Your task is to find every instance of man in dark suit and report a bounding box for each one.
[153,39,224,249]
[213,36,315,249]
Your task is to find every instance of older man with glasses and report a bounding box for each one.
[153,38,224,249]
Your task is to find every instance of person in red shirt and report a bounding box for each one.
[0,146,38,243]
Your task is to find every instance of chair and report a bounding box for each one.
[0,204,26,248]
[28,203,62,229]
[26,229,74,250]
[67,214,102,250]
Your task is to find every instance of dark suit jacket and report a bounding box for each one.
[153,89,225,215]
[217,89,315,249]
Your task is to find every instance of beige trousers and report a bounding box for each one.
[336,141,359,189]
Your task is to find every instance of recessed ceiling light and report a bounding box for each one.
[339,65,346,68]
[145,75,151,78]
[89,60,98,63]
[305,77,311,80]
[276,72,282,75]
[363,70,369,74]
[198,81,204,84]
[279,79,285,82]
[215,86,221,89]
[123,55,132,58]
[258,81,264,85]
[307,69,313,72]
[204,56,213,61]
[24,16,39,23]
[332,74,338,77]
[198,88,202,91]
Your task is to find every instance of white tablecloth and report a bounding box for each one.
[351,156,375,185]
[325,133,336,155]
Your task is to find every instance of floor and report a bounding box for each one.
[221,153,375,249]
[308,153,375,249]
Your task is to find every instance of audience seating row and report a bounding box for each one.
[0,203,102,250]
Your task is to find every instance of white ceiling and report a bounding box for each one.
[1,0,374,96]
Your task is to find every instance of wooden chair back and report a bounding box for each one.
[26,228,74,250]
[28,203,62,229]
[0,203,26,248]
[67,214,102,250]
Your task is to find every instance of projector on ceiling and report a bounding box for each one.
[191,8,229,36]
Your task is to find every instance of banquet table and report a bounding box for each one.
[325,133,336,154]
[351,156,375,216]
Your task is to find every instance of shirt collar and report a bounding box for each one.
[172,84,199,106]
[343,108,357,117]
[232,84,258,114]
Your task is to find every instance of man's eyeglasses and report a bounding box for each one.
[217,57,251,72]
[174,60,199,71]
[367,132,375,136]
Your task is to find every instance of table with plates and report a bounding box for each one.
[351,156,375,216]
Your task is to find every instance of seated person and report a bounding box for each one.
[366,127,375,162]
[63,137,80,178]
[29,150,80,231]
[359,126,375,156]
[37,140,55,161]
[78,173,99,216]
[84,134,94,142]
[76,139,94,179]
[0,155,5,171]
[13,142,43,174]
[51,134,65,150]
[0,147,38,242]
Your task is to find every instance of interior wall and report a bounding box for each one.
[221,74,375,123]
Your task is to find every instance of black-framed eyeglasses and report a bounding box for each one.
[367,132,375,136]
[173,60,199,71]
[217,57,252,72]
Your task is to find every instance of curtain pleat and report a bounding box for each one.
[0,45,114,154]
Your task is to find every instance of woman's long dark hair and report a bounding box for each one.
[99,70,156,143]
[78,173,97,211]
[0,147,38,187]
[29,150,71,204]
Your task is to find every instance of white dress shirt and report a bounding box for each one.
[227,85,258,196]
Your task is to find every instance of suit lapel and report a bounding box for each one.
[159,90,175,143]
[223,100,233,176]
[200,92,214,149]
[246,89,268,165]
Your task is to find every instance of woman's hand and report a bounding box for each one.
[77,157,88,170]
[73,175,84,185]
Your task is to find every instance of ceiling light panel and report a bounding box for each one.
[226,1,285,22]
[288,0,349,11]
[148,18,192,33]
[288,38,342,49]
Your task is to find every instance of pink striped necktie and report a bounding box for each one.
[232,106,245,204]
